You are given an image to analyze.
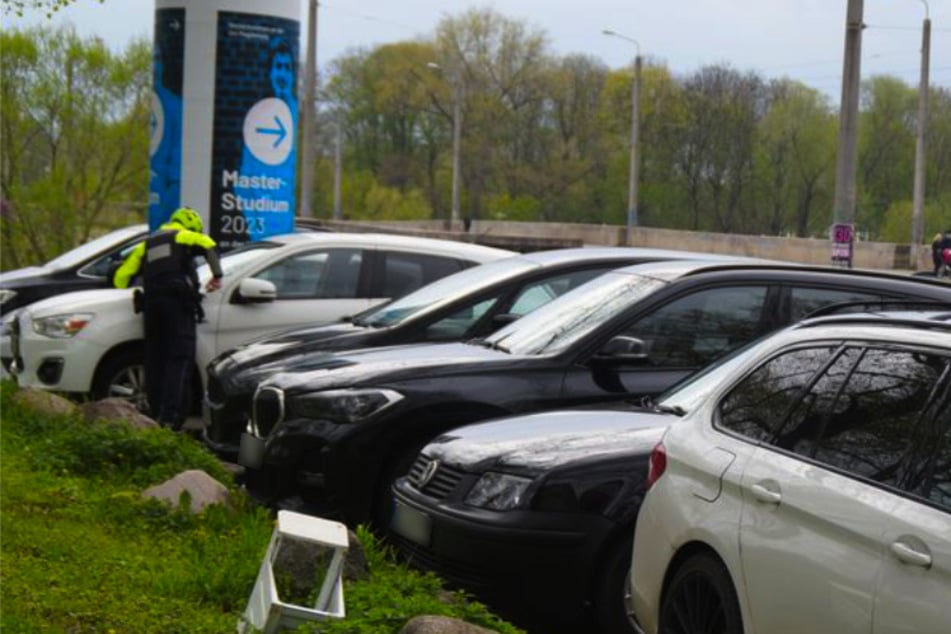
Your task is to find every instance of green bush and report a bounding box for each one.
[0,381,523,633]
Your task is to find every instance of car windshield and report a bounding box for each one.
[357,257,536,327]
[197,242,279,282]
[45,226,146,271]
[481,270,668,356]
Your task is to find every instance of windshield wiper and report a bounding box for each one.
[638,396,686,417]
[468,338,510,353]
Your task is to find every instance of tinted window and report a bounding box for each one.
[380,252,463,298]
[508,268,610,317]
[253,249,362,299]
[807,348,946,486]
[902,384,951,511]
[425,297,501,340]
[719,346,838,442]
[789,287,882,321]
[624,286,769,368]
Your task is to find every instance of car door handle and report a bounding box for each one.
[750,482,782,504]
[890,540,932,568]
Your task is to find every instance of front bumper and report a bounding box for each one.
[201,391,253,458]
[390,478,619,629]
[9,312,104,394]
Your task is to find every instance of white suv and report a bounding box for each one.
[631,310,951,634]
[9,232,512,409]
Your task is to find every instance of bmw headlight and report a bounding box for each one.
[0,289,16,308]
[32,313,94,338]
[290,388,403,424]
[465,472,533,511]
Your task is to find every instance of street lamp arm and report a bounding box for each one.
[602,29,640,56]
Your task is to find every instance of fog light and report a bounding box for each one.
[37,357,64,385]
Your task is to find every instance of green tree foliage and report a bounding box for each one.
[0,25,149,270]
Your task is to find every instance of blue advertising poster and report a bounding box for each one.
[149,8,185,230]
[211,11,299,248]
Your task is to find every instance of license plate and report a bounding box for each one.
[390,499,431,546]
[238,432,265,469]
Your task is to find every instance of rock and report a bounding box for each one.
[141,469,230,513]
[343,528,369,582]
[12,388,78,417]
[399,615,500,634]
[81,398,158,430]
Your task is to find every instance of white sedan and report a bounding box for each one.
[9,232,512,409]
[630,309,951,634]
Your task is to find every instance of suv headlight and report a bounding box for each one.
[32,313,94,338]
[0,289,16,308]
[465,472,533,511]
[290,388,403,424]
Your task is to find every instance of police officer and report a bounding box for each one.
[114,207,223,429]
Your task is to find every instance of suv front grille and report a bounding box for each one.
[252,386,284,438]
[407,454,465,500]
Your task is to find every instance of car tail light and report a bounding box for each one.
[646,442,667,490]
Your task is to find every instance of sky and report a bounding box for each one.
[5,0,950,102]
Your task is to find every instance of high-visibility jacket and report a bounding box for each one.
[113,221,222,293]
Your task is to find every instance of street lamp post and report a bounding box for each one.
[428,62,462,231]
[911,0,931,262]
[603,29,641,246]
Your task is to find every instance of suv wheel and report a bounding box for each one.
[660,552,742,634]
[92,348,148,412]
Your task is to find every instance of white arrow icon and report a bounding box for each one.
[242,98,294,166]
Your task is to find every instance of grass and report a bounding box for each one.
[0,381,523,633]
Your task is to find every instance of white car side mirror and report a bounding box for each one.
[234,278,277,304]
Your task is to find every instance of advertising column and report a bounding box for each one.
[149,8,185,229]
[153,0,300,248]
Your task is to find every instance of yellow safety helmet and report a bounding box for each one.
[169,207,204,233]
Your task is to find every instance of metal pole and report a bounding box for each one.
[333,113,342,220]
[911,4,931,259]
[627,54,641,245]
[831,0,864,267]
[450,79,462,231]
[297,0,318,218]
[603,30,641,245]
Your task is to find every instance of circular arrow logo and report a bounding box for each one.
[242,97,294,166]
[150,91,164,156]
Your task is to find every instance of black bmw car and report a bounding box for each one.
[242,260,951,529]
[202,247,735,458]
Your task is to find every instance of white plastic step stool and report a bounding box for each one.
[238,510,349,633]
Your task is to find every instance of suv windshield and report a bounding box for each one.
[482,270,668,356]
[359,257,535,327]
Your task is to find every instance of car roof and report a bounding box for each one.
[517,246,773,266]
[607,258,951,290]
[263,231,515,261]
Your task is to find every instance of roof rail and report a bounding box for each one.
[804,299,951,319]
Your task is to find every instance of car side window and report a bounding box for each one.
[804,348,947,488]
[509,268,611,317]
[380,252,464,298]
[902,386,951,511]
[788,287,882,321]
[624,286,769,368]
[718,346,838,442]
[80,241,143,278]
[425,297,501,340]
[253,249,362,299]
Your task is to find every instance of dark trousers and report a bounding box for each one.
[143,293,196,427]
